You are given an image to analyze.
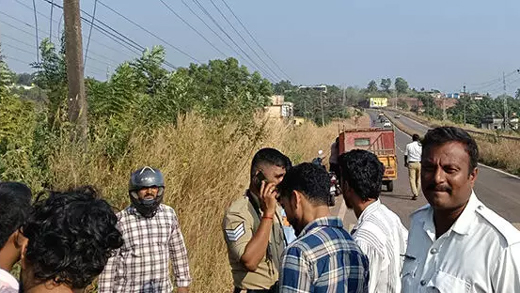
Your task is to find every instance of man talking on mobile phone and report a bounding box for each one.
[223,148,292,293]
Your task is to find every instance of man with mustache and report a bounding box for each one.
[402,127,520,292]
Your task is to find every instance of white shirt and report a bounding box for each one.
[404,141,422,162]
[351,199,408,293]
[402,192,520,293]
[0,268,19,292]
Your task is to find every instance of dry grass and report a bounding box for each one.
[46,112,368,292]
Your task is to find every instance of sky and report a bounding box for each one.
[1,0,520,96]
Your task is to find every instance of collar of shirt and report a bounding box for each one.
[351,199,381,233]
[299,216,343,237]
[421,191,480,241]
[0,268,19,290]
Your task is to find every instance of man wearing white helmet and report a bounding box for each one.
[99,167,192,293]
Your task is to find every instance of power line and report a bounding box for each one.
[2,43,39,57]
[179,0,239,57]
[3,54,29,64]
[0,17,119,68]
[84,0,99,68]
[32,0,40,62]
[208,0,282,80]
[11,0,134,59]
[156,0,225,58]
[41,0,179,70]
[190,0,275,80]
[220,0,291,81]
[97,0,202,63]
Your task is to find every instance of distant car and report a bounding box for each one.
[394,114,401,119]
[383,121,392,128]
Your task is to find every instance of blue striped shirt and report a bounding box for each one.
[279,217,370,293]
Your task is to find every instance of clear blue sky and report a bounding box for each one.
[1,0,520,96]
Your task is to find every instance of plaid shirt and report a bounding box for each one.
[279,217,369,293]
[98,204,191,292]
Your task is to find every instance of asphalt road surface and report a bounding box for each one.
[331,109,520,230]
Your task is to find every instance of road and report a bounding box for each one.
[332,109,520,230]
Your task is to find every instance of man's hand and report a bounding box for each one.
[259,181,278,217]
[177,287,189,293]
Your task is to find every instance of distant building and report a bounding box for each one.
[446,93,460,99]
[265,95,294,119]
[481,115,519,130]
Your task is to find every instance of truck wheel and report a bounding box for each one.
[387,181,394,192]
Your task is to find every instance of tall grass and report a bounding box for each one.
[45,113,365,292]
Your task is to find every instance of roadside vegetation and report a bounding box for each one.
[1,39,369,291]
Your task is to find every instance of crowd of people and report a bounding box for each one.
[1,126,520,293]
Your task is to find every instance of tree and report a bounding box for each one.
[395,77,409,95]
[380,78,392,93]
[273,80,295,95]
[16,73,34,86]
[516,89,520,99]
[367,80,378,93]
[0,44,13,97]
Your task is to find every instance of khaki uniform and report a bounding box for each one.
[222,191,286,290]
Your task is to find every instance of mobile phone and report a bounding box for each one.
[255,171,266,191]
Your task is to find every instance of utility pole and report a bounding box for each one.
[319,91,325,126]
[463,85,466,125]
[503,72,509,130]
[342,85,346,107]
[64,0,88,142]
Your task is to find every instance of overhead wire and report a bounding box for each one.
[156,0,225,58]
[41,0,179,69]
[84,0,99,68]
[208,0,282,80]
[220,0,291,81]
[31,0,40,62]
[190,0,275,80]
[11,0,134,59]
[0,15,118,67]
[97,0,202,63]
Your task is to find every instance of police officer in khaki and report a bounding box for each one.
[223,148,290,293]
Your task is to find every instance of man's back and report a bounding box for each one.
[404,141,422,162]
[352,201,407,293]
[279,217,369,293]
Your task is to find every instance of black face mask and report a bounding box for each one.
[129,192,164,218]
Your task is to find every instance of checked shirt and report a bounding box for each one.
[98,204,191,292]
[279,217,369,293]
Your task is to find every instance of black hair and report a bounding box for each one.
[339,149,384,201]
[0,182,32,248]
[422,127,479,173]
[250,148,292,178]
[412,134,420,141]
[277,163,330,206]
[21,186,123,289]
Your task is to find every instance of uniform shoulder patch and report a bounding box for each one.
[476,205,520,245]
[225,222,245,242]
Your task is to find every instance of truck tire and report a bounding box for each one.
[386,181,394,192]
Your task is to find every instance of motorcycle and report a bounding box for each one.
[312,151,342,206]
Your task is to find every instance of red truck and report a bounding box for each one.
[338,127,398,191]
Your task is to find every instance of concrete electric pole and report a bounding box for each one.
[63,0,88,142]
[503,72,509,130]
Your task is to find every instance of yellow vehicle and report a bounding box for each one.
[338,127,398,191]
